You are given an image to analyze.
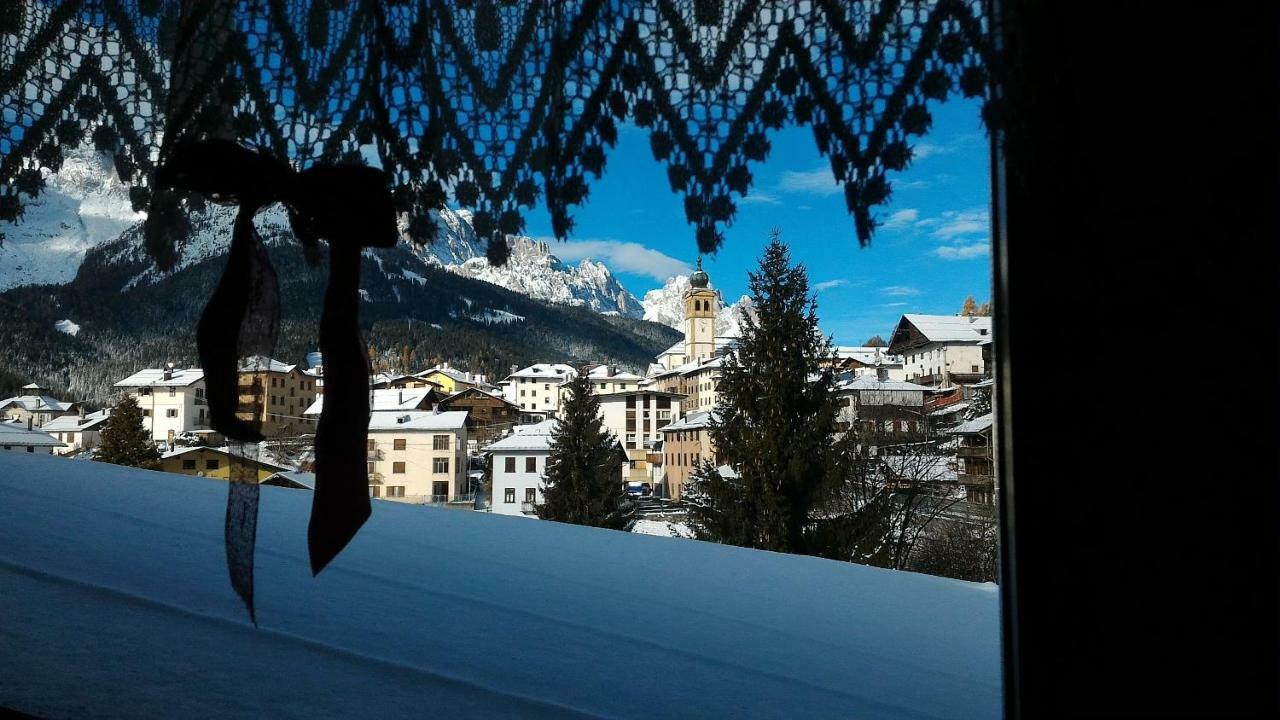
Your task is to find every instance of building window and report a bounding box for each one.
[525,488,536,503]
[182,459,196,470]
[168,386,176,397]
[433,458,449,474]
[504,488,515,503]
[386,486,405,498]
[393,438,406,451]
[972,365,980,373]
[205,459,219,470]
[525,456,537,473]
[505,456,516,473]
[433,435,449,450]
[140,388,151,396]
[142,409,152,417]
[392,462,406,474]
[166,409,178,418]
[369,485,381,498]
[367,439,376,451]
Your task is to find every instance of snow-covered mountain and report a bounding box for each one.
[0,148,143,291]
[641,274,754,336]
[1,155,643,317]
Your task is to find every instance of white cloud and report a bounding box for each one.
[813,279,848,292]
[738,192,781,205]
[881,209,919,230]
[777,167,842,196]
[933,242,991,260]
[911,142,948,160]
[882,285,921,297]
[539,238,692,281]
[880,302,908,308]
[928,208,990,240]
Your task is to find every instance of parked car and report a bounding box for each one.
[625,482,652,497]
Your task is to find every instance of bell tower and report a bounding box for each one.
[683,258,718,364]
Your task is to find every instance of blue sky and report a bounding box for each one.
[521,97,992,345]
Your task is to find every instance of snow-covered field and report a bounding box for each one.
[0,453,1000,719]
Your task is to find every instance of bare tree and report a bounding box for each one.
[909,500,999,582]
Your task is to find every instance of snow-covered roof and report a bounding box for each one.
[41,409,111,432]
[0,451,1000,718]
[160,446,292,470]
[506,363,578,381]
[880,453,958,484]
[831,346,904,365]
[20,383,44,390]
[367,410,469,431]
[0,422,65,447]
[417,365,478,384]
[261,471,316,490]
[662,410,718,432]
[837,376,932,393]
[595,389,685,402]
[440,386,517,407]
[896,315,993,345]
[237,355,297,374]
[587,366,644,382]
[483,419,559,453]
[303,388,436,416]
[950,413,994,435]
[114,367,205,388]
[930,402,971,417]
[0,395,76,413]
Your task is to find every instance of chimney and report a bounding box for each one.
[607,365,616,377]
[162,365,172,381]
[78,405,85,419]
[398,390,403,406]
[876,366,889,381]
[510,364,518,376]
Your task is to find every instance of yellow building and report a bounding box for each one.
[412,364,486,394]
[160,446,290,482]
[236,356,319,438]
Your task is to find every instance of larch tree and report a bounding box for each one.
[685,232,848,554]
[95,394,161,469]
[960,295,979,316]
[864,334,887,347]
[537,370,633,529]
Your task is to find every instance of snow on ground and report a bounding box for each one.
[631,518,695,539]
[0,453,1000,719]
[53,319,81,336]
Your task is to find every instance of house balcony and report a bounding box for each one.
[958,472,995,487]
[957,445,992,460]
[521,501,538,513]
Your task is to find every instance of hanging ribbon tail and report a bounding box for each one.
[225,475,260,626]
[308,240,372,575]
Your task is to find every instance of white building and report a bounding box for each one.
[887,315,992,387]
[596,390,682,485]
[41,409,111,456]
[0,384,80,427]
[0,420,65,454]
[114,367,209,442]
[485,419,558,516]
[502,363,577,416]
[587,365,644,394]
[366,410,470,504]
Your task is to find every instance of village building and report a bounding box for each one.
[835,373,930,439]
[438,386,522,450]
[412,364,494,394]
[42,409,111,456]
[159,446,291,481]
[302,366,324,395]
[659,410,718,501]
[824,347,907,381]
[596,390,682,486]
[0,384,80,427]
[887,314,993,387]
[236,356,319,438]
[950,414,995,505]
[366,410,470,505]
[587,364,644,394]
[484,419,556,516]
[114,366,209,442]
[0,420,66,454]
[502,363,577,416]
[652,261,740,373]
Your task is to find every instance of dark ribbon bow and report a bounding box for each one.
[154,139,396,619]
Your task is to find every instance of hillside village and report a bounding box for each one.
[3,256,995,552]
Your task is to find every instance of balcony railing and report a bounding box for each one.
[958,472,994,487]
[521,501,538,513]
[957,445,991,460]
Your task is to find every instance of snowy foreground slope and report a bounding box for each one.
[0,453,1000,719]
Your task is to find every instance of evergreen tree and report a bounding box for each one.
[685,232,848,553]
[537,371,633,529]
[95,395,161,469]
